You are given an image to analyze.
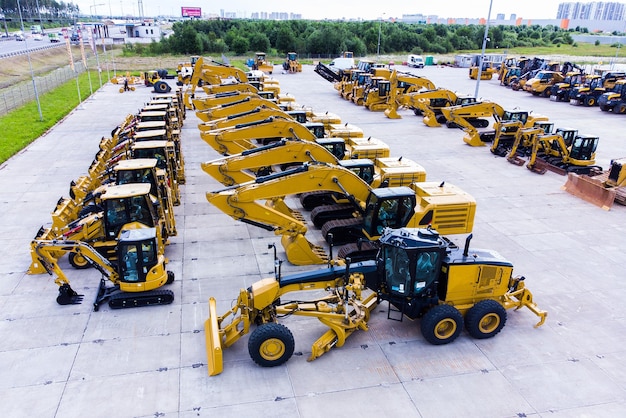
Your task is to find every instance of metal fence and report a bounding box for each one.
[0,62,88,116]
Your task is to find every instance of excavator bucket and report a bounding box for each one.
[56,284,84,305]
[422,115,441,127]
[205,297,224,376]
[384,107,402,119]
[562,172,616,211]
[463,133,486,147]
[281,234,329,266]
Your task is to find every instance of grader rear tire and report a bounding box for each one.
[248,323,294,367]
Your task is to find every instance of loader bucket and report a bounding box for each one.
[463,133,485,147]
[562,173,616,211]
[281,234,328,265]
[205,297,224,376]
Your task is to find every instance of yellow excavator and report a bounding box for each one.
[382,70,437,119]
[195,96,283,122]
[205,226,547,375]
[525,130,602,176]
[388,88,477,126]
[30,227,174,310]
[489,112,549,157]
[440,101,546,147]
[206,162,475,265]
[562,157,626,210]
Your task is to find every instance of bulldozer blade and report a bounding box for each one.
[205,297,224,376]
[56,284,84,305]
[282,234,329,266]
[562,172,616,211]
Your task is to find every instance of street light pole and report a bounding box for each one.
[474,0,494,99]
[377,13,386,61]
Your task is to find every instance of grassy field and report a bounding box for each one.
[0,70,98,163]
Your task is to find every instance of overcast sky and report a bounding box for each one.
[74,0,563,21]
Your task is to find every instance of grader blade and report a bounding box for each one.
[205,297,224,376]
[281,234,328,266]
[562,172,616,211]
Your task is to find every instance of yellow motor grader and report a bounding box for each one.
[205,227,547,376]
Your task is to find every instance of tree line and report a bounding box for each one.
[134,18,578,57]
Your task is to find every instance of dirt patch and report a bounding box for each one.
[0,47,187,89]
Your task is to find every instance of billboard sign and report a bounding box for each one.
[181,7,202,18]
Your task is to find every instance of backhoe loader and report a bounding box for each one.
[570,72,625,106]
[562,157,626,210]
[549,71,585,102]
[30,227,174,310]
[523,70,565,97]
[205,226,546,376]
[598,79,626,113]
[31,183,168,271]
[206,163,475,265]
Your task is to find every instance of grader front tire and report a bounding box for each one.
[248,323,295,368]
[421,304,463,345]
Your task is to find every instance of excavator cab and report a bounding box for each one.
[316,138,347,160]
[569,135,599,162]
[362,187,416,237]
[118,228,159,284]
[339,159,376,185]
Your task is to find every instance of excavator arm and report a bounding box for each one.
[403,89,458,127]
[201,139,339,185]
[198,106,294,132]
[206,163,373,265]
[440,101,504,146]
[383,70,436,119]
[197,96,282,121]
[201,117,318,155]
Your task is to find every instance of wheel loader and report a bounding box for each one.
[282,52,302,73]
[562,157,626,210]
[251,52,274,74]
[206,162,475,265]
[30,227,174,310]
[205,226,547,376]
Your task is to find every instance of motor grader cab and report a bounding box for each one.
[523,71,565,97]
[206,163,475,265]
[205,226,547,375]
[30,227,174,310]
[283,52,302,73]
[563,157,626,210]
[598,79,626,113]
[526,130,602,176]
[252,52,273,74]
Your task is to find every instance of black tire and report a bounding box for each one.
[69,252,91,269]
[618,104,626,114]
[584,96,596,107]
[154,80,171,93]
[248,323,294,367]
[166,271,175,284]
[420,304,463,345]
[464,299,507,339]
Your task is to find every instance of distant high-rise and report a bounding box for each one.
[557,2,625,20]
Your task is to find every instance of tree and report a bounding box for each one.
[231,36,249,55]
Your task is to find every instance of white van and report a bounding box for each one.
[407,55,425,68]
